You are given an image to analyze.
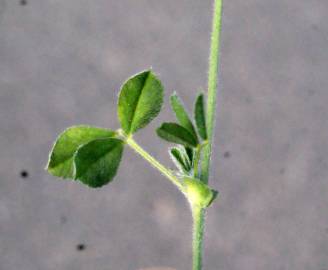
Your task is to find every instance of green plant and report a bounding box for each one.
[46,1,223,269]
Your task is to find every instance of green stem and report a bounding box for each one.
[192,1,222,270]
[201,0,223,184]
[192,206,205,270]
[125,136,184,191]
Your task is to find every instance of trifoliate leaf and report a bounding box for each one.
[118,70,164,134]
[46,126,116,179]
[156,122,198,148]
[74,138,124,188]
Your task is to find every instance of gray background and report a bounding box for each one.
[0,0,327,269]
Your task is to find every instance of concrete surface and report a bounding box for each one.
[0,0,328,269]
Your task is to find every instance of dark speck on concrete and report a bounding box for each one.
[325,228,328,234]
[76,244,86,251]
[311,24,319,31]
[60,216,67,224]
[245,97,252,104]
[224,151,231,158]
[280,168,286,175]
[308,89,316,97]
[20,0,27,6]
[20,170,29,178]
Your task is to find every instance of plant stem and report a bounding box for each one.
[201,0,223,184]
[193,1,223,270]
[125,136,184,191]
[192,206,205,270]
